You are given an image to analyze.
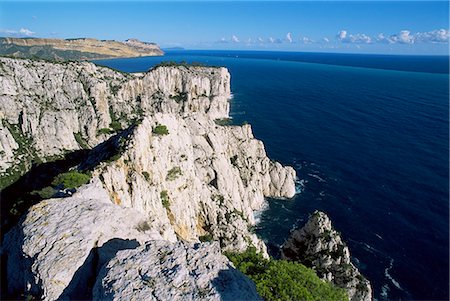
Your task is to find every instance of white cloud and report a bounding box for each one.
[322,37,330,43]
[286,32,293,43]
[338,30,347,40]
[231,35,240,43]
[257,37,264,43]
[341,28,449,46]
[0,27,35,37]
[414,29,449,43]
[268,37,275,43]
[337,30,372,44]
[19,28,35,36]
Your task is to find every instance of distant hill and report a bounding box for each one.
[0,37,164,61]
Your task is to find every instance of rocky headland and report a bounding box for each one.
[0,37,164,61]
[0,56,370,300]
[282,211,372,301]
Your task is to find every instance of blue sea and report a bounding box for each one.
[95,50,449,300]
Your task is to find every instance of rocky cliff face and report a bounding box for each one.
[281,211,372,301]
[94,113,295,252]
[1,57,295,299]
[0,37,164,60]
[3,179,260,300]
[0,57,231,188]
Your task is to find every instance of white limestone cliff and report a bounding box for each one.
[95,113,295,252]
[1,57,296,300]
[281,211,373,301]
[2,179,260,300]
[0,58,230,176]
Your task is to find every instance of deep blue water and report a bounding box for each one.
[95,51,449,300]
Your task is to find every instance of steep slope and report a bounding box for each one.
[281,211,372,301]
[0,37,163,61]
[0,57,230,188]
[3,179,260,300]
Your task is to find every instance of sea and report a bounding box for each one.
[95,50,449,300]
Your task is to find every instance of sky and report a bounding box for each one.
[0,1,448,55]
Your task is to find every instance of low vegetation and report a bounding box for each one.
[166,167,182,181]
[51,171,91,189]
[225,247,348,301]
[160,190,170,209]
[199,233,214,242]
[152,124,169,136]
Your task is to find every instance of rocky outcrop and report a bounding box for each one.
[0,37,163,60]
[0,57,297,299]
[281,211,372,301]
[2,179,260,300]
[94,113,295,252]
[94,241,261,301]
[0,57,230,187]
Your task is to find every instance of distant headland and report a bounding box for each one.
[0,37,164,61]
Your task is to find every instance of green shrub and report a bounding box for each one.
[225,248,348,301]
[152,124,169,136]
[142,171,150,181]
[199,233,214,242]
[31,186,55,199]
[110,120,122,132]
[166,167,182,181]
[160,190,170,209]
[214,118,232,126]
[170,92,188,103]
[98,128,114,135]
[73,132,89,149]
[51,171,91,189]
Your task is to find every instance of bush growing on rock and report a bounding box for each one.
[160,190,170,209]
[51,171,91,189]
[225,247,348,301]
[166,167,182,181]
[152,124,169,135]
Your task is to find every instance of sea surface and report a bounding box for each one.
[95,50,449,300]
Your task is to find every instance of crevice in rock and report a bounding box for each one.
[59,238,140,300]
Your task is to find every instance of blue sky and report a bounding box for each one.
[0,1,448,54]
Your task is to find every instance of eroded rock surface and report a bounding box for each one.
[95,113,295,252]
[0,57,230,181]
[94,241,261,301]
[2,179,260,301]
[281,211,372,301]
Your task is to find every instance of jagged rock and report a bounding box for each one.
[93,240,261,301]
[2,178,171,300]
[281,211,372,301]
[0,57,230,175]
[2,179,260,301]
[95,113,296,252]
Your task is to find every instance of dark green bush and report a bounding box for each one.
[98,128,114,135]
[109,120,122,132]
[160,190,170,209]
[51,171,91,189]
[214,118,232,126]
[199,233,214,242]
[152,124,169,136]
[225,247,348,301]
[166,167,182,181]
[31,186,55,199]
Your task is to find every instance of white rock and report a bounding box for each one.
[93,240,261,301]
[3,179,167,300]
[281,211,373,301]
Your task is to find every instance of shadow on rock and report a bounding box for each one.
[211,265,261,301]
[59,238,140,300]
